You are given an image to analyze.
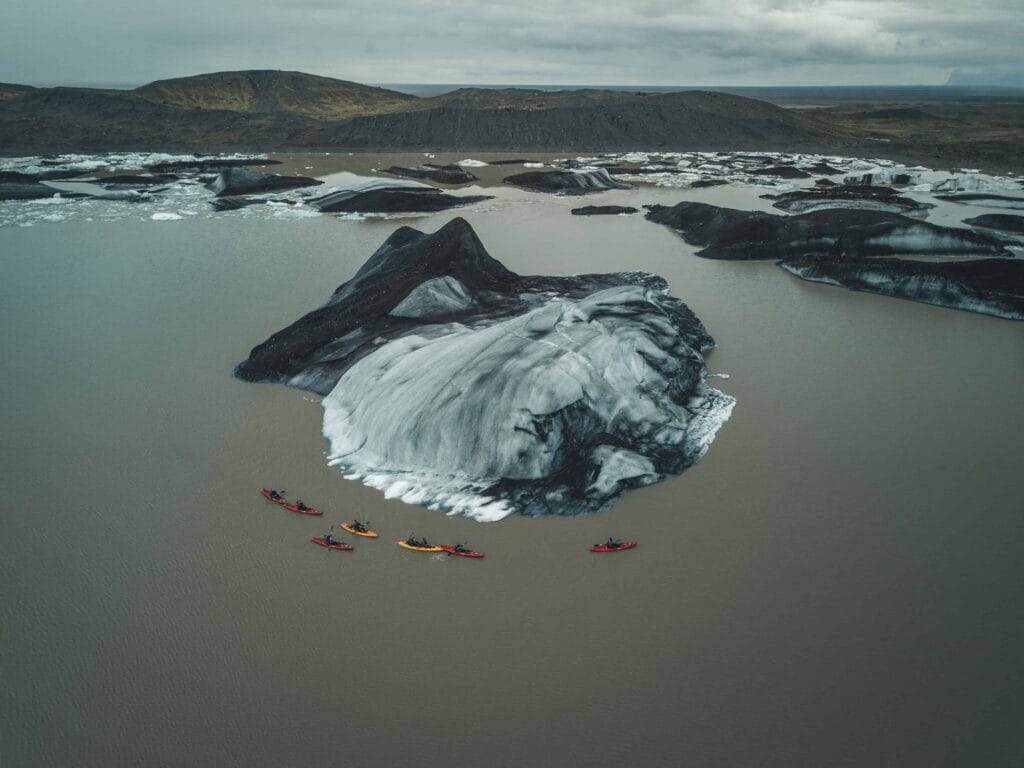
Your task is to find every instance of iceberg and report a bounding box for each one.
[645,202,1012,260]
[237,218,733,519]
[780,257,1024,321]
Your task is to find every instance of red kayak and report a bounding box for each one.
[590,541,637,553]
[261,488,323,516]
[311,537,353,551]
[439,545,485,558]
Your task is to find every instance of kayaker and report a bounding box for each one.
[296,501,309,511]
[454,543,466,553]
[352,520,367,533]
[606,538,621,549]
[269,489,282,500]
[324,528,334,547]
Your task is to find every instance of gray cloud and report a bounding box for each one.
[0,0,1021,86]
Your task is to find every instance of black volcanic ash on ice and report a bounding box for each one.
[237,218,734,520]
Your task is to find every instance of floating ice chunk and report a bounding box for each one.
[457,159,488,167]
[932,176,998,194]
[780,258,1024,321]
[271,206,320,219]
[150,212,183,221]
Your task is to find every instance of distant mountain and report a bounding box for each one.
[134,70,418,121]
[1,69,1021,172]
[0,69,821,153]
[0,82,36,101]
[315,90,812,151]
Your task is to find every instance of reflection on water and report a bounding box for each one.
[1,166,1021,767]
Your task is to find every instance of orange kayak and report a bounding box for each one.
[342,522,379,538]
[397,540,442,552]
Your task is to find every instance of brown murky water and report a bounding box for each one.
[1,159,1022,767]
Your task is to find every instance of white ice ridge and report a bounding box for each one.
[389,276,477,318]
[323,285,735,521]
[457,159,488,167]
[0,152,267,175]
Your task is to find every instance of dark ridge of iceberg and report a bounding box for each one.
[89,189,152,202]
[761,186,934,214]
[747,165,811,179]
[803,162,843,175]
[309,187,493,213]
[207,168,322,197]
[384,164,479,185]
[236,217,733,520]
[601,166,682,176]
[147,158,281,174]
[780,256,1024,320]
[935,193,1024,210]
[209,197,292,211]
[645,201,1013,260]
[0,182,71,201]
[0,169,85,182]
[571,205,639,216]
[963,214,1024,234]
[503,169,630,194]
[97,174,180,186]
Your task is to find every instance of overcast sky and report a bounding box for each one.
[2,0,1022,87]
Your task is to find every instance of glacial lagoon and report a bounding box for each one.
[2,152,1022,767]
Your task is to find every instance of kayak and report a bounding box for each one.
[397,540,443,552]
[311,536,353,551]
[439,545,485,558]
[341,522,379,538]
[590,541,638,553]
[261,488,323,516]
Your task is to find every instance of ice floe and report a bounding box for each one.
[238,218,734,519]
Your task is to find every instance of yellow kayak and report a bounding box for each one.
[397,540,443,552]
[342,522,379,538]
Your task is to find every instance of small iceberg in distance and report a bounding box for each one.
[236,218,734,520]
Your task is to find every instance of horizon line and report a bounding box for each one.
[13,79,1024,91]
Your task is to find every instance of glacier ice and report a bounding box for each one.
[645,202,1012,261]
[237,218,734,519]
[780,257,1024,321]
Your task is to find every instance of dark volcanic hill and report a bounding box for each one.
[1,70,1021,170]
[0,69,823,153]
[134,70,418,120]
[313,90,812,151]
